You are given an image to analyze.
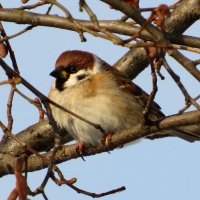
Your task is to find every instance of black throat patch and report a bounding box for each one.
[55,78,66,91]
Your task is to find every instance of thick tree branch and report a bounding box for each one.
[115,0,200,78]
[164,0,200,33]
[0,9,199,48]
[101,0,167,42]
[0,111,199,177]
[0,1,199,80]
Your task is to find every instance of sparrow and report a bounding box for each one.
[48,50,199,147]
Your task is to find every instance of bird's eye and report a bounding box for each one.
[66,66,78,74]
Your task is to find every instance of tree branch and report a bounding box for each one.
[0,1,199,79]
[0,9,199,48]
[164,0,200,33]
[115,0,200,78]
[0,110,200,177]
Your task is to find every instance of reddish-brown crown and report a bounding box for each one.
[55,50,95,70]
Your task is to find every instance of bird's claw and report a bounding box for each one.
[103,132,113,153]
[75,142,86,161]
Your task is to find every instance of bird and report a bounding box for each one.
[48,50,199,149]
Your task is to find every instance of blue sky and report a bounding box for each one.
[0,1,200,200]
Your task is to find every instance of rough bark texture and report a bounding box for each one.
[0,111,200,177]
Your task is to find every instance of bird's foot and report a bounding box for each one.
[103,132,113,153]
[75,141,86,161]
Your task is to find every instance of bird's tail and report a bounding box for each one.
[147,125,200,142]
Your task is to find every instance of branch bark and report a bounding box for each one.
[0,9,199,48]
[0,111,200,177]
[0,0,199,79]
[114,0,200,78]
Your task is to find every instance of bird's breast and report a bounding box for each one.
[49,74,144,146]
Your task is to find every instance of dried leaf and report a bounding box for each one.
[152,4,171,29]
[0,43,8,58]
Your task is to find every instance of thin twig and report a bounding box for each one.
[79,0,99,26]
[178,94,200,114]
[78,0,122,44]
[37,101,61,192]
[168,49,200,82]
[0,25,35,44]
[14,86,46,119]
[42,0,86,42]
[122,42,200,54]
[0,6,19,74]
[143,47,158,119]
[0,7,19,138]
[7,88,15,131]
[161,57,200,111]
[52,166,125,198]
[0,2,53,45]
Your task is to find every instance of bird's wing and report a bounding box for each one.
[109,68,165,119]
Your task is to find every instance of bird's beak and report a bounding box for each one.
[50,68,69,79]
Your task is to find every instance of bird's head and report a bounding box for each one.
[50,50,109,91]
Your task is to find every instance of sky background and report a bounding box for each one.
[0,1,200,200]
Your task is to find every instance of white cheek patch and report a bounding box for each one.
[63,69,90,87]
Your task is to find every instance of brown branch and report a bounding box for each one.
[0,1,199,80]
[164,0,200,33]
[0,25,35,44]
[162,57,200,110]
[121,42,200,54]
[168,49,200,81]
[115,0,200,78]
[15,111,200,172]
[6,88,15,131]
[0,9,199,48]
[0,7,19,74]
[0,110,199,177]
[38,101,61,193]
[137,0,182,13]
[101,0,200,82]
[101,0,168,43]
[178,94,200,114]
[51,165,125,198]
[143,47,158,118]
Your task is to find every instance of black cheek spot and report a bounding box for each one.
[76,74,86,81]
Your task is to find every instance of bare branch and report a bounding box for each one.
[168,49,200,81]
[164,0,200,33]
[0,110,200,177]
